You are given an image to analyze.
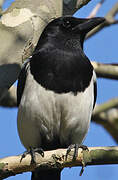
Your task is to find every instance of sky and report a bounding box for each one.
[1,0,118,180]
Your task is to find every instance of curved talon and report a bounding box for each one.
[79,163,85,176]
[29,147,36,164]
[66,144,88,160]
[20,147,44,164]
[79,145,89,151]
[34,147,44,157]
[20,151,29,162]
[66,144,79,160]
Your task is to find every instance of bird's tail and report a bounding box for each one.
[31,169,62,180]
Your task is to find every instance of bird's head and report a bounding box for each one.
[49,16,105,34]
[42,16,105,48]
[61,16,105,32]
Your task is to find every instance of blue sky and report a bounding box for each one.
[1,0,118,180]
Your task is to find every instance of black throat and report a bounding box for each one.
[30,46,93,94]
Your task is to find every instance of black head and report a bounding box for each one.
[36,16,105,49]
[44,16,105,32]
[54,16,104,31]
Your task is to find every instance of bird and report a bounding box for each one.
[17,16,105,180]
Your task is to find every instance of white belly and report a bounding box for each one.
[17,71,94,150]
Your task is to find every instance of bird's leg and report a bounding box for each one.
[20,147,44,164]
[66,144,88,160]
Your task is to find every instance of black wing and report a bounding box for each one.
[17,61,29,106]
[93,79,97,109]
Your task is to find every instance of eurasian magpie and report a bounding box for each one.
[17,16,105,180]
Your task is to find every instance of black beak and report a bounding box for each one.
[73,17,105,33]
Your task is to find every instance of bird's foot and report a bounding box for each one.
[20,147,44,164]
[66,144,89,176]
[66,144,88,160]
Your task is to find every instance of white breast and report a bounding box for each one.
[17,68,95,150]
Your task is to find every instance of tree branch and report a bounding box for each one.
[0,86,17,107]
[92,110,118,144]
[63,0,92,15]
[92,98,118,143]
[0,146,118,179]
[91,61,118,80]
[0,0,62,99]
[93,98,118,115]
[0,0,4,7]
[86,2,118,39]
[87,0,105,18]
[0,0,5,15]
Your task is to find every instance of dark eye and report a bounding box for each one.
[63,20,71,28]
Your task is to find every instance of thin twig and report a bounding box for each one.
[87,0,105,18]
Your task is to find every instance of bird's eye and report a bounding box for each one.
[63,20,71,28]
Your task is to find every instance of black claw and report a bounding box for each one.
[66,144,79,160]
[29,147,36,164]
[66,144,88,160]
[79,145,89,151]
[20,151,29,163]
[20,147,44,164]
[33,147,44,157]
